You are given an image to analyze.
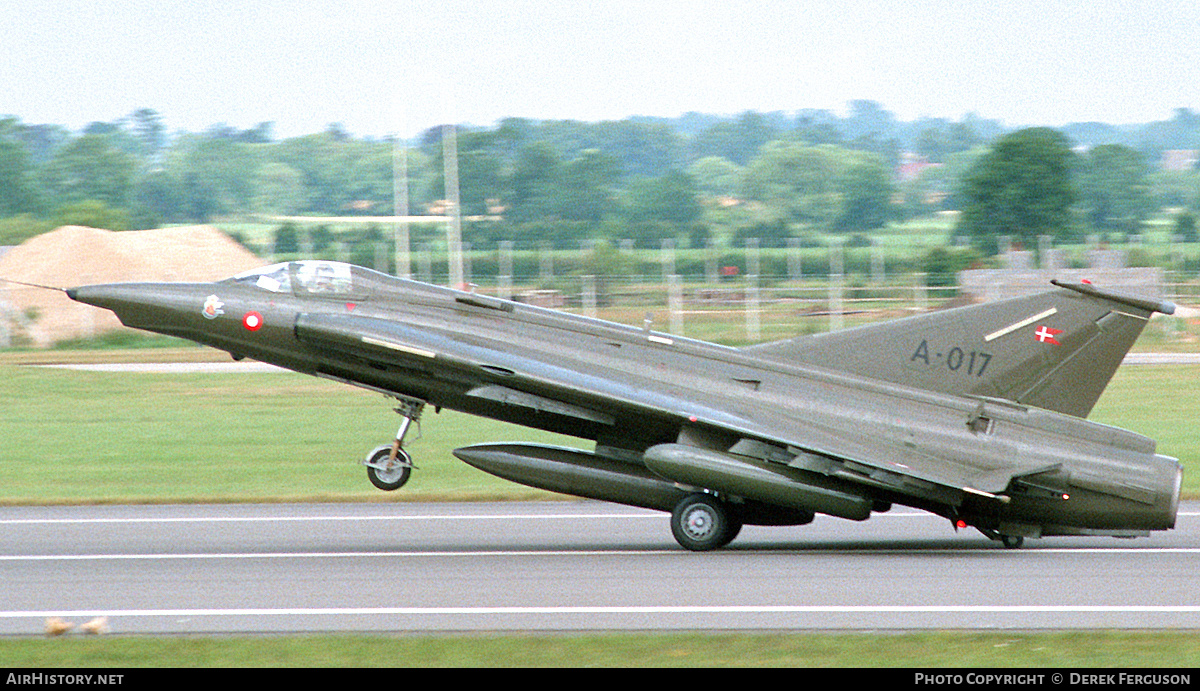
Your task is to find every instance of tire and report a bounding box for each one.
[671,493,737,551]
[366,446,412,491]
[1000,534,1025,549]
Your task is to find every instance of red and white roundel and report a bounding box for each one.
[242,311,264,331]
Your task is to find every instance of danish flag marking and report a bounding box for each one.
[1035,325,1063,345]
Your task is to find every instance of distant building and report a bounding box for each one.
[895,153,941,182]
[1160,150,1199,172]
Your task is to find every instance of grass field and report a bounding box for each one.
[1,360,1197,503]
[3,631,1200,668]
[0,363,577,504]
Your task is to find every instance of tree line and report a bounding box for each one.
[2,102,1199,254]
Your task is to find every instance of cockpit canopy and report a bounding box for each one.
[229,261,371,298]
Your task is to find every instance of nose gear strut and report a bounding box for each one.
[363,396,425,491]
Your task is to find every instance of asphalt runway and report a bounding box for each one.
[3,500,1200,636]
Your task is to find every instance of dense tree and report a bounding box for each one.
[129,108,166,161]
[343,147,396,215]
[0,138,39,215]
[842,100,899,141]
[688,111,780,165]
[130,169,178,228]
[7,104,1200,265]
[956,128,1077,252]
[170,136,261,220]
[792,110,844,146]
[834,156,894,231]
[623,171,706,247]
[40,134,136,208]
[254,162,305,216]
[2,119,68,165]
[625,171,703,226]
[270,132,358,214]
[590,119,681,178]
[1176,211,1197,243]
[913,120,983,163]
[1136,108,1200,159]
[1148,170,1200,209]
[741,142,844,229]
[505,142,561,224]
[1077,144,1153,232]
[555,149,620,224]
[687,156,743,197]
[53,199,130,231]
[426,129,504,217]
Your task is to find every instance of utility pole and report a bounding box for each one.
[392,132,411,279]
[443,123,464,289]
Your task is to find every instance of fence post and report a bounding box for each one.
[499,240,513,300]
[746,272,761,343]
[829,237,844,332]
[668,274,683,336]
[583,274,597,320]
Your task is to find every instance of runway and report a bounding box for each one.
[3,501,1200,635]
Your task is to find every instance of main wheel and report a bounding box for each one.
[366,446,412,491]
[1000,534,1025,549]
[671,493,740,551]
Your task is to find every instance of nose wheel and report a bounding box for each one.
[365,445,413,490]
[363,397,424,491]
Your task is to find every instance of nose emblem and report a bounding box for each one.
[202,295,225,319]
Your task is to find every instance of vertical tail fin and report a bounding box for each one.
[744,281,1175,418]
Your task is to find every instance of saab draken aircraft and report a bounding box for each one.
[64,261,1182,550]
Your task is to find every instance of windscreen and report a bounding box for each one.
[230,261,365,298]
[230,263,292,293]
[292,261,356,295]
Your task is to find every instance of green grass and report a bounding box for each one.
[0,364,576,504]
[2,631,1199,667]
[1091,364,1200,478]
[0,361,1196,504]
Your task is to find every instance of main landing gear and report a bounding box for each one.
[363,397,425,491]
[972,525,1026,549]
[670,492,742,551]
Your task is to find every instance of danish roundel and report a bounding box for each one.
[242,311,264,331]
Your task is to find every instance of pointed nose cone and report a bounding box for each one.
[67,282,207,333]
[67,283,143,312]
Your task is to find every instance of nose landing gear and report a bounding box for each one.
[363,397,425,491]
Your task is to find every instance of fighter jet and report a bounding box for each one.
[66,260,1182,550]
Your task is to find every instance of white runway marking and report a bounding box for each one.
[0,512,663,526]
[2,510,1195,526]
[3,605,1200,619]
[4,546,1200,562]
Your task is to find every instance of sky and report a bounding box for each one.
[4,1,1200,139]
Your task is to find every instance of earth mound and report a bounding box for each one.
[0,225,265,347]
